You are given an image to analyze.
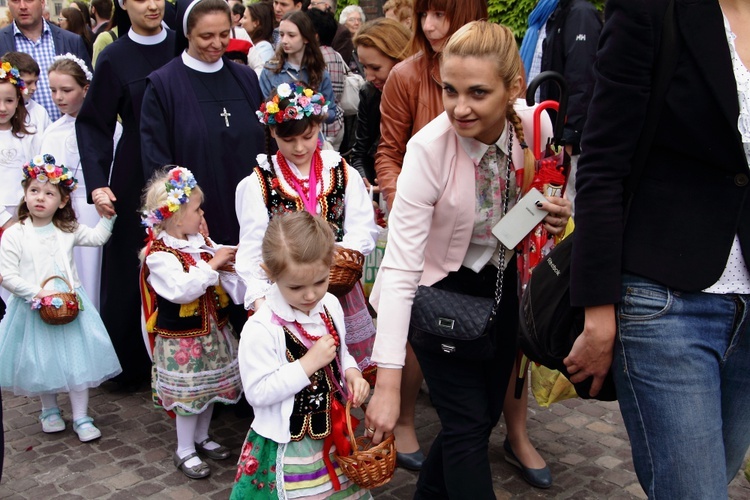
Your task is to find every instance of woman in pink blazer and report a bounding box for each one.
[365,21,572,498]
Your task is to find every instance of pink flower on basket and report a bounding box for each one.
[179,338,195,348]
[174,350,190,365]
[190,343,202,358]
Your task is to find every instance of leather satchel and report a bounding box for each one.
[408,285,498,359]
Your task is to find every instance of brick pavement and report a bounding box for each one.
[1,385,749,499]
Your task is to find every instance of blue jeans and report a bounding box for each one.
[615,274,750,499]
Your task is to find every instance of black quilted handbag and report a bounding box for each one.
[408,285,499,359]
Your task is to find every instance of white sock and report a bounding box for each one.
[194,404,219,450]
[176,414,202,468]
[68,389,89,422]
[40,393,58,412]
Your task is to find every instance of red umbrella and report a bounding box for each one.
[515,71,571,398]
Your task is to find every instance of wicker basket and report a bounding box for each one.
[38,275,80,325]
[334,401,396,489]
[328,247,364,297]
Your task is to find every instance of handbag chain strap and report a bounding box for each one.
[490,123,514,319]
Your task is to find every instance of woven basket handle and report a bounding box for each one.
[334,247,364,265]
[344,399,360,449]
[40,275,73,293]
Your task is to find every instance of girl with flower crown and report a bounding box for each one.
[0,62,41,232]
[0,155,121,443]
[41,53,122,312]
[236,82,379,375]
[139,166,243,480]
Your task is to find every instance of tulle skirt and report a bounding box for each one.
[0,288,122,396]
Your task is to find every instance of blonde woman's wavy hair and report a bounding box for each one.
[442,21,535,193]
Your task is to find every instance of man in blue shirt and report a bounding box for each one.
[0,0,90,121]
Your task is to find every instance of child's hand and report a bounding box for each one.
[209,247,237,270]
[35,289,58,299]
[299,335,337,377]
[345,368,370,408]
[92,187,116,218]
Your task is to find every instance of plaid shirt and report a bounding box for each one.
[13,21,60,121]
[320,46,344,141]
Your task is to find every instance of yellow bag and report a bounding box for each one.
[530,362,578,407]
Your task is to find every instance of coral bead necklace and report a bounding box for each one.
[292,310,340,347]
[276,149,324,214]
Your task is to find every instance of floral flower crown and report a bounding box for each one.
[54,53,93,82]
[141,167,198,228]
[22,154,78,190]
[256,82,328,126]
[0,61,27,95]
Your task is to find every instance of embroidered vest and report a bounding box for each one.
[147,238,231,338]
[254,160,348,242]
[284,314,345,441]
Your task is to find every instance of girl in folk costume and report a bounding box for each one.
[0,63,41,231]
[0,156,121,442]
[235,82,379,373]
[41,54,122,311]
[232,211,371,499]
[139,166,243,480]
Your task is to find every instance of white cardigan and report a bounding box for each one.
[238,284,359,444]
[0,217,115,300]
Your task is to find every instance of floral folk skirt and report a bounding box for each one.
[231,429,372,499]
[152,321,242,416]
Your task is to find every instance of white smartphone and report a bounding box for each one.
[491,188,548,249]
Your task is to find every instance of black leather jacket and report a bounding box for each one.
[350,82,380,184]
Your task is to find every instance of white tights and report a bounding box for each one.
[175,403,217,467]
[40,389,89,421]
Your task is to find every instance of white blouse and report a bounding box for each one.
[234,150,379,310]
[704,14,750,294]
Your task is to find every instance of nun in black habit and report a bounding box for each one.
[76,0,176,390]
[140,0,266,247]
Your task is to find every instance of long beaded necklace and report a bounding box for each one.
[276,149,324,214]
[291,309,340,347]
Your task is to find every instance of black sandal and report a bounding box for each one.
[173,452,211,479]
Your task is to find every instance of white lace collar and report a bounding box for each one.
[256,149,342,173]
[158,231,206,251]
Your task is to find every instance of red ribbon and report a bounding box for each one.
[322,398,358,490]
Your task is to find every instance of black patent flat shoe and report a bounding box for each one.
[195,437,231,460]
[503,438,552,489]
[173,452,211,479]
[396,450,426,471]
